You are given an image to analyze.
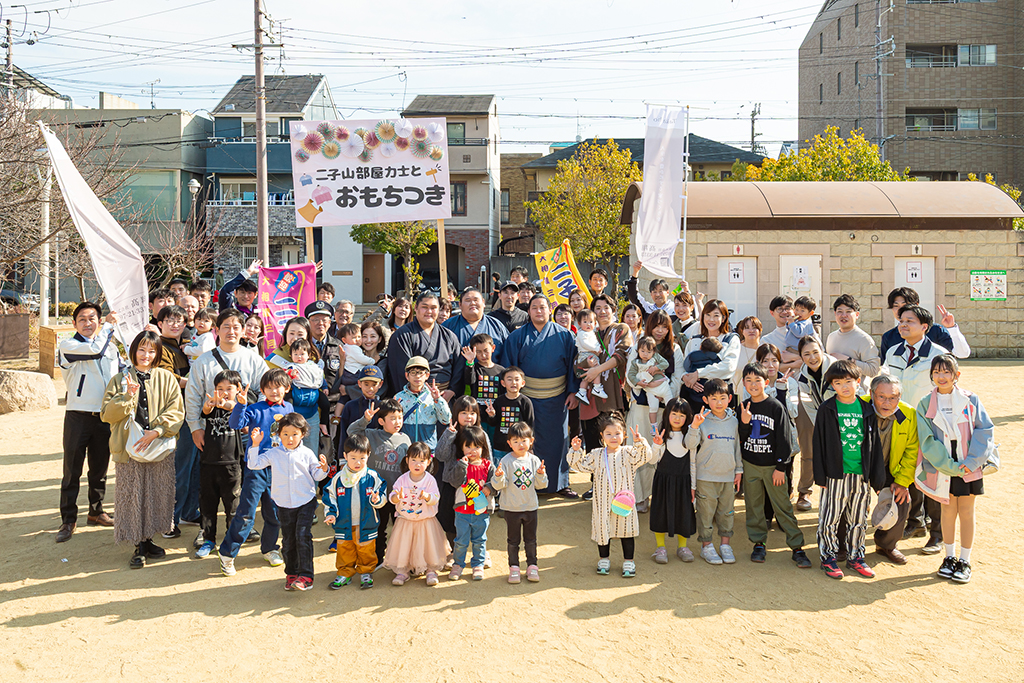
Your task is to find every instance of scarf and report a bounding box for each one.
[877,414,894,464]
[340,465,362,489]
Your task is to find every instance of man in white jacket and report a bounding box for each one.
[57,303,122,543]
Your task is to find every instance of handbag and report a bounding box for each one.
[604,448,635,517]
[125,419,176,463]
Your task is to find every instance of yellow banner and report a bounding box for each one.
[535,239,593,307]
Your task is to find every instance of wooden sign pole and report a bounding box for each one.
[305,225,315,265]
[437,218,449,301]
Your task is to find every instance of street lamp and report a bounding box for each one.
[188,178,201,196]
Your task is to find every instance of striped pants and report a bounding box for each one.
[816,473,871,561]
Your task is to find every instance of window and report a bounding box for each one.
[720,170,732,180]
[837,17,841,41]
[500,189,510,223]
[819,83,823,104]
[447,122,466,144]
[243,121,256,138]
[242,244,257,263]
[957,108,997,130]
[854,119,859,131]
[221,181,257,201]
[265,119,279,137]
[837,72,842,95]
[819,33,823,54]
[854,4,859,27]
[958,44,996,66]
[855,61,859,84]
[451,182,467,216]
[463,154,472,163]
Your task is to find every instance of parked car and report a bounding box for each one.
[0,290,39,312]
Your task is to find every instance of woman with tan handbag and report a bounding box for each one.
[101,330,185,569]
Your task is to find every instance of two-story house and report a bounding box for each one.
[206,74,339,274]
[398,95,500,292]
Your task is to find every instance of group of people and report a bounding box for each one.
[54,257,995,590]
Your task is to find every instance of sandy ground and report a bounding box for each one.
[2,361,1022,682]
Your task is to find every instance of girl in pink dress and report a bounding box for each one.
[384,443,451,586]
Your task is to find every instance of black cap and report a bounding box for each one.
[500,280,519,292]
[303,300,334,318]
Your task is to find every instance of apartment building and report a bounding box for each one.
[798,0,1023,187]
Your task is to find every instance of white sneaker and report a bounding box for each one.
[719,544,736,564]
[591,383,608,399]
[263,549,284,567]
[701,544,724,565]
[575,387,590,405]
[484,551,493,569]
[219,553,236,576]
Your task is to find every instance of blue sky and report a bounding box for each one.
[15,0,828,155]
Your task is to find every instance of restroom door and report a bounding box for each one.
[717,257,757,326]
[894,257,935,314]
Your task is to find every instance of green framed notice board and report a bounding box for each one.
[969,270,1007,301]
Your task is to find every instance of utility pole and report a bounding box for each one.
[254,0,269,265]
[750,103,766,156]
[5,19,13,98]
[873,1,894,159]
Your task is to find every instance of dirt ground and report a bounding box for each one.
[2,361,1022,682]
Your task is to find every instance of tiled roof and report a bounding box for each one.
[403,95,496,116]
[213,75,325,114]
[521,135,766,169]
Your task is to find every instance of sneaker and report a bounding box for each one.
[193,540,215,559]
[360,573,373,589]
[574,387,590,405]
[591,384,608,399]
[951,559,972,584]
[129,545,145,569]
[192,531,205,550]
[161,525,181,539]
[444,554,454,570]
[719,544,736,564]
[652,547,669,564]
[937,556,958,579]
[676,547,695,562]
[263,549,284,567]
[327,539,337,553]
[484,552,493,569]
[284,575,296,591]
[392,573,409,586]
[582,489,594,501]
[180,517,201,527]
[449,565,463,581]
[245,529,261,544]
[792,549,812,568]
[557,487,580,500]
[635,499,649,514]
[902,526,926,540]
[622,560,636,578]
[425,571,439,586]
[330,575,352,589]
[820,558,844,580]
[219,553,236,576]
[701,544,724,565]
[750,543,767,563]
[508,566,521,584]
[526,565,540,582]
[846,557,876,578]
[293,577,313,591]
[597,558,611,575]
[922,533,943,555]
[472,567,484,581]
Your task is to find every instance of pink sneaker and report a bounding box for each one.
[449,565,463,581]
[508,566,521,584]
[846,558,876,578]
[526,565,540,582]
[425,571,439,586]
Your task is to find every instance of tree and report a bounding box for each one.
[743,127,912,182]
[525,138,643,288]
[965,173,1024,231]
[349,220,437,293]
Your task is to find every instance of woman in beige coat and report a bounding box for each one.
[101,331,185,569]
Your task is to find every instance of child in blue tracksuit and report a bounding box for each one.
[395,355,452,450]
[322,433,388,589]
[217,368,294,576]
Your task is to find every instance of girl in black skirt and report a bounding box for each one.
[649,398,697,564]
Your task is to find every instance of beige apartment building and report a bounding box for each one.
[798,0,1024,187]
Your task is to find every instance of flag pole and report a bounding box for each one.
[680,105,690,282]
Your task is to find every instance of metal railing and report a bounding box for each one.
[906,55,957,68]
[207,198,296,206]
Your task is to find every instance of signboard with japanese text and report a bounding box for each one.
[535,239,592,307]
[970,270,1007,301]
[289,117,452,227]
[258,263,318,355]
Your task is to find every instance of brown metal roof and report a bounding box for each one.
[620,181,1024,224]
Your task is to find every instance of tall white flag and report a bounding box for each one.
[635,105,686,279]
[40,123,148,345]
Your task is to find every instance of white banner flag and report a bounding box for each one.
[635,105,686,279]
[40,123,149,345]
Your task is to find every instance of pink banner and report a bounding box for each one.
[258,263,317,356]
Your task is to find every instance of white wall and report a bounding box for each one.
[321,225,365,303]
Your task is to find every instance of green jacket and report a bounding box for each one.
[101,367,185,464]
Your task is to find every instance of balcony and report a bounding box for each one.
[205,202,303,240]
[906,109,957,132]
[447,137,489,146]
[906,45,957,68]
[207,194,295,207]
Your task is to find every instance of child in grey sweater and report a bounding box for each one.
[683,379,743,567]
[491,422,548,584]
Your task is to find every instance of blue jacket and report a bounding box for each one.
[322,468,388,542]
[230,400,294,453]
[218,270,257,315]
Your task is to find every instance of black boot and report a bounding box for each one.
[129,545,146,569]
[141,539,166,559]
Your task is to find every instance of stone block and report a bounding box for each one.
[0,370,58,414]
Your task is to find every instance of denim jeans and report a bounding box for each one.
[453,511,490,569]
[218,464,280,558]
[301,412,320,456]
[173,436,201,525]
[278,497,316,579]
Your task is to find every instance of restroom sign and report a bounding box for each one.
[728,262,744,284]
[906,261,923,284]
